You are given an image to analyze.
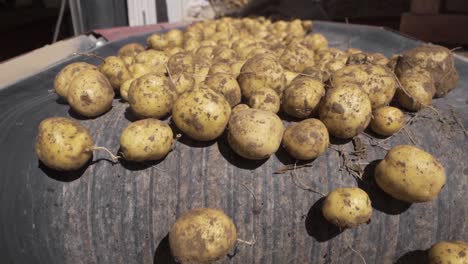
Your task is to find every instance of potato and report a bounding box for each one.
[204,73,241,107]
[196,45,216,60]
[120,78,136,101]
[128,73,177,119]
[213,47,238,64]
[165,29,184,47]
[237,42,266,60]
[396,68,436,111]
[147,34,168,50]
[228,108,284,160]
[193,57,211,84]
[284,70,300,86]
[230,60,245,77]
[128,63,161,78]
[134,50,169,72]
[302,33,328,50]
[200,39,218,47]
[282,77,325,119]
[315,48,348,80]
[282,118,329,160]
[375,145,446,203]
[117,43,145,58]
[172,87,231,141]
[169,208,237,264]
[183,38,200,53]
[167,52,194,75]
[331,64,396,109]
[99,56,133,90]
[319,84,372,139]
[172,73,195,95]
[35,117,93,171]
[429,241,468,264]
[370,106,405,136]
[54,62,97,99]
[396,45,458,97]
[120,119,173,161]
[322,187,372,228]
[248,88,280,113]
[164,46,184,57]
[67,69,115,117]
[231,104,250,115]
[301,66,323,82]
[279,43,315,72]
[238,54,286,98]
[208,62,232,75]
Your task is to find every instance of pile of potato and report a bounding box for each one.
[34,17,465,263]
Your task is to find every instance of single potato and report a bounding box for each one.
[248,88,280,113]
[120,78,136,101]
[67,69,115,117]
[282,76,325,119]
[375,145,446,203]
[204,73,241,107]
[228,108,284,160]
[128,73,177,119]
[282,118,329,160]
[120,119,173,161]
[429,240,468,264]
[370,106,405,136]
[172,87,231,141]
[169,208,237,264]
[99,56,133,90]
[396,68,436,111]
[319,84,372,139]
[322,187,372,228]
[35,117,93,171]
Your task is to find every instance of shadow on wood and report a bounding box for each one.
[153,234,177,264]
[394,249,428,264]
[357,160,412,215]
[39,158,92,182]
[305,197,343,242]
[217,132,267,170]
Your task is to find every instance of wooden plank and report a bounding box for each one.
[400,13,468,44]
[445,0,468,14]
[410,0,441,14]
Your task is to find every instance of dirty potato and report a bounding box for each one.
[428,240,468,264]
[67,69,115,117]
[169,208,237,264]
[248,88,280,113]
[54,62,97,99]
[375,145,446,203]
[282,118,329,160]
[35,117,93,171]
[322,187,372,228]
[120,118,173,161]
[204,73,241,107]
[396,67,436,111]
[172,87,231,141]
[99,56,133,90]
[282,76,325,119]
[370,106,405,136]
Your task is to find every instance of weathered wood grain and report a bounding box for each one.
[0,22,466,264]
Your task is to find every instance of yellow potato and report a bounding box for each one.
[172,87,231,141]
[120,78,136,101]
[248,88,280,113]
[282,118,329,160]
[196,45,216,60]
[319,84,372,139]
[208,62,232,75]
[120,119,173,161]
[213,46,238,64]
[99,56,133,90]
[183,38,200,53]
[231,104,250,115]
[302,33,328,50]
[429,241,468,264]
[230,60,245,77]
[238,54,286,98]
[134,50,169,72]
[165,29,184,47]
[375,145,446,203]
[164,46,184,57]
[228,108,284,160]
[128,63,161,78]
[67,70,115,117]
[147,34,168,50]
[172,73,195,95]
[54,62,97,99]
[169,208,237,264]
[117,43,145,58]
[331,64,396,109]
[204,73,241,107]
[282,77,325,119]
[167,52,194,75]
[128,73,177,119]
[35,117,93,171]
[284,70,299,86]
[396,68,436,111]
[279,43,315,72]
[322,187,372,228]
[370,106,405,136]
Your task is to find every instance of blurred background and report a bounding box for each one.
[0,0,467,62]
